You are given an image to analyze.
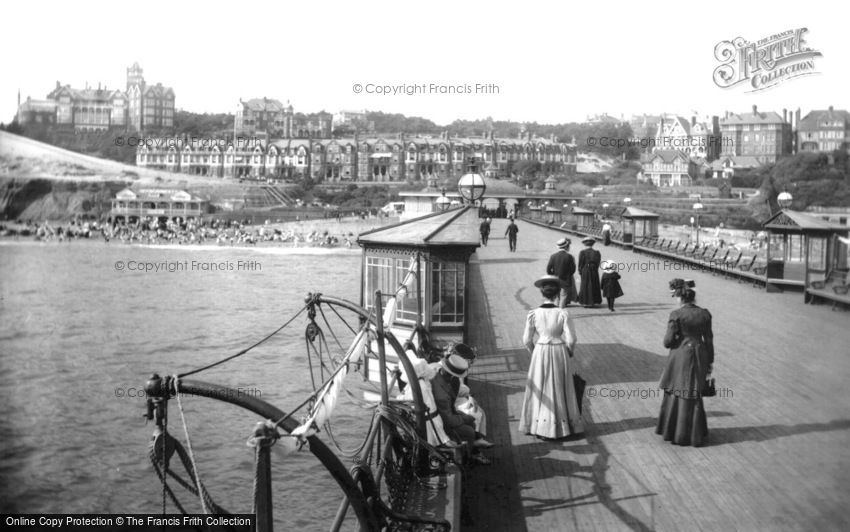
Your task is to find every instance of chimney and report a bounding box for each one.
[56,80,60,89]
[796,108,801,125]
[691,116,696,127]
[783,108,787,123]
[752,104,758,116]
[829,105,834,113]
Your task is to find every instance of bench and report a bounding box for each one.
[731,253,767,286]
[696,246,718,267]
[356,405,464,532]
[708,248,730,272]
[676,242,695,256]
[806,269,850,308]
[721,250,743,276]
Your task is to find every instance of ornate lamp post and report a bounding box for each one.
[457,172,486,205]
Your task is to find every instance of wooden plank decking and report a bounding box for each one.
[462,218,850,532]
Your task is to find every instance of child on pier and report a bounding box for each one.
[600,261,624,312]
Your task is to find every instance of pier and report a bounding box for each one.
[464,218,849,531]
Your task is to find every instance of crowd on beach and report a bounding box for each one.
[0,218,357,248]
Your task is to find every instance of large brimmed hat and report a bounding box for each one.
[556,237,571,249]
[450,342,476,361]
[581,237,596,245]
[601,260,615,272]
[440,354,469,378]
[534,274,568,289]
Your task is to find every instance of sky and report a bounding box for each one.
[2,0,848,127]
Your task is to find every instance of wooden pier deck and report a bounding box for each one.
[463,218,850,532]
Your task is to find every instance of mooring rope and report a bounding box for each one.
[174,376,210,514]
[178,304,309,378]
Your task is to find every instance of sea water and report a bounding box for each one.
[0,240,371,530]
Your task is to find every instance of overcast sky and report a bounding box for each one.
[2,0,847,127]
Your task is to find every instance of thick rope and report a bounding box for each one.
[174,376,210,514]
[148,441,187,515]
[178,304,308,378]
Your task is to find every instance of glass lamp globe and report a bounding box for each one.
[458,173,486,203]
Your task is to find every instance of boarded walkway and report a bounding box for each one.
[464,218,850,532]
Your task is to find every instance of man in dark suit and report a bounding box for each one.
[505,220,519,252]
[546,237,576,308]
[479,217,491,246]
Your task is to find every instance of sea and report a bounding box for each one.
[0,239,375,530]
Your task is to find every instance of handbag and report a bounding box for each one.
[572,373,586,413]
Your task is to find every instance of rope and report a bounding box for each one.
[178,304,308,378]
[148,430,230,515]
[174,376,210,514]
[148,439,188,515]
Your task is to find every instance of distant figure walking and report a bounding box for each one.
[577,237,602,306]
[519,275,584,440]
[600,260,623,312]
[602,222,612,246]
[546,237,577,308]
[656,279,714,447]
[479,217,491,246]
[505,220,519,252]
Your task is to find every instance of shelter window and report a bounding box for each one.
[808,237,827,271]
[431,261,465,324]
[364,256,420,324]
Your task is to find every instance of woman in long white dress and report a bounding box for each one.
[519,274,585,440]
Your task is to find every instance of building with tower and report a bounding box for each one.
[14,63,174,132]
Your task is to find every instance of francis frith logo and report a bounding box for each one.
[713,28,822,92]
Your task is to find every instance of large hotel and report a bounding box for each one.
[15,63,174,132]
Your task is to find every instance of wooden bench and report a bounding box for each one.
[723,250,743,273]
[675,242,695,256]
[708,248,731,273]
[357,405,464,532]
[696,246,719,267]
[806,269,850,308]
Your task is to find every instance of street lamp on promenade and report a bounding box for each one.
[458,172,486,205]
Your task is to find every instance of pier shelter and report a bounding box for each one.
[567,206,596,230]
[357,206,481,345]
[621,206,660,245]
[762,210,850,299]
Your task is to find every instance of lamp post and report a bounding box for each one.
[602,203,609,219]
[458,171,486,205]
[693,201,704,245]
[777,190,793,210]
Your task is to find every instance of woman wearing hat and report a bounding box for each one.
[432,354,493,463]
[656,279,714,446]
[519,275,585,440]
[577,237,602,307]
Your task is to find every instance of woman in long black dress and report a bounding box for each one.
[656,279,714,447]
[577,237,602,307]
